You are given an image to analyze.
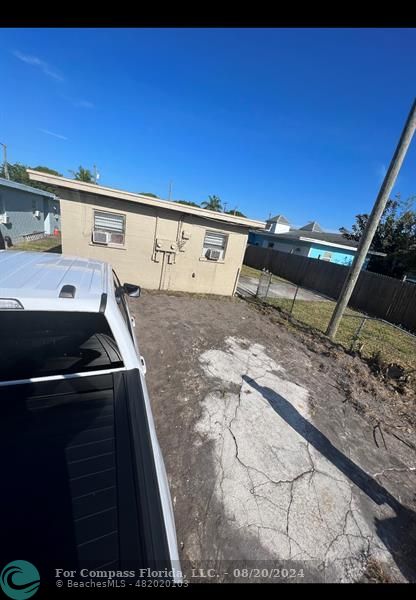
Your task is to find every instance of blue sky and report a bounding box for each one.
[0,28,415,230]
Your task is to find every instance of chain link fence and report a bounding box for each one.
[245,269,416,383]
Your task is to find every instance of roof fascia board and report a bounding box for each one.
[27,170,265,229]
[298,236,358,251]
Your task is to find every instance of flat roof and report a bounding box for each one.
[27,170,265,230]
[0,177,56,199]
[0,251,107,312]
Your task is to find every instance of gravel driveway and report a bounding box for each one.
[129,291,416,583]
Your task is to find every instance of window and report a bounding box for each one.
[268,242,274,249]
[202,230,228,260]
[0,312,123,381]
[93,210,125,245]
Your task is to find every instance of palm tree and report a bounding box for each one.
[201,195,222,212]
[69,166,94,183]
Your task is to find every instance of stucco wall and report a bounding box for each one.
[308,243,355,266]
[59,190,248,296]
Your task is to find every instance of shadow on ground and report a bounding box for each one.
[243,375,416,582]
[46,244,62,253]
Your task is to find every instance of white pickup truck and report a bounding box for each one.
[0,251,180,578]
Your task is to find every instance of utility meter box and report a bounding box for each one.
[155,239,178,253]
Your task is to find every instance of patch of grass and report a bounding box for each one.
[11,234,62,253]
[241,264,264,279]
[266,296,416,374]
[240,264,292,285]
[241,264,416,375]
[362,558,393,583]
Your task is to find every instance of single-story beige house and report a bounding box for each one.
[27,170,265,296]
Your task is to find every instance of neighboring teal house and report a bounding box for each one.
[248,217,384,268]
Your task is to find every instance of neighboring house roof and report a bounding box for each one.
[27,170,265,230]
[281,229,359,248]
[299,221,323,232]
[253,229,386,256]
[0,177,56,199]
[266,214,290,225]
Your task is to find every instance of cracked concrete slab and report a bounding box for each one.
[131,292,416,584]
[196,337,395,581]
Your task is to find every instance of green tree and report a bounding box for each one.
[226,209,246,218]
[138,192,159,198]
[174,200,200,208]
[340,195,416,278]
[1,162,30,185]
[201,195,222,212]
[0,162,62,193]
[69,166,95,183]
[32,166,62,177]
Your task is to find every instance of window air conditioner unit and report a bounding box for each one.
[0,213,10,224]
[92,230,110,245]
[34,210,41,218]
[206,248,221,261]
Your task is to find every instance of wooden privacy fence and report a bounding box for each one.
[244,245,416,333]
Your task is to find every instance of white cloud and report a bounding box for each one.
[13,51,94,110]
[13,50,64,82]
[39,129,68,141]
[73,99,94,109]
[59,94,95,109]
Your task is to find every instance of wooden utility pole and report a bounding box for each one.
[326,99,416,340]
[168,181,173,200]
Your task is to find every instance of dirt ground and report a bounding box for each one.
[129,291,416,583]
